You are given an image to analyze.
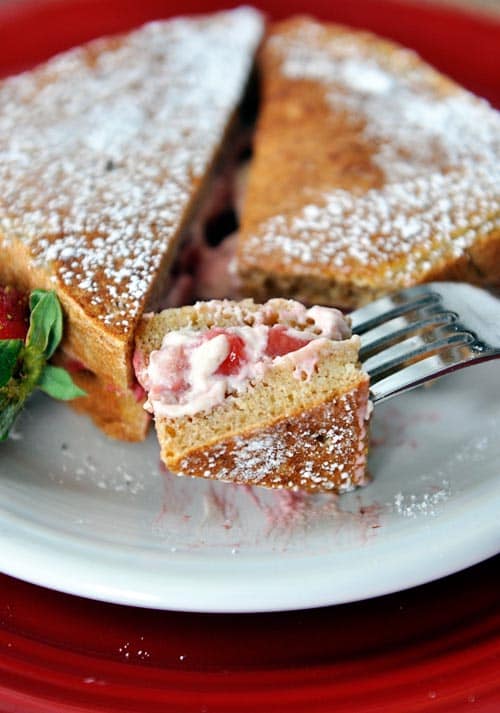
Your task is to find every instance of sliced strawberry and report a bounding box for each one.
[265,325,310,358]
[217,334,246,375]
[0,286,29,341]
[132,382,146,403]
[205,328,247,376]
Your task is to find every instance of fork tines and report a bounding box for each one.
[350,283,499,404]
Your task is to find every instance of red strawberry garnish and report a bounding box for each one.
[265,325,310,358]
[0,286,29,341]
[205,328,247,376]
[0,288,85,442]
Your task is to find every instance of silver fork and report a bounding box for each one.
[350,282,500,404]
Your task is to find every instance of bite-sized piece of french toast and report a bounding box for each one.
[0,8,264,440]
[237,17,500,309]
[135,299,371,493]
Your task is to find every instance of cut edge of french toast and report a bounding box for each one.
[135,299,371,492]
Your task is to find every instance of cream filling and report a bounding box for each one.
[146,324,270,417]
[306,305,351,340]
[255,300,351,339]
[142,303,352,418]
[274,337,331,380]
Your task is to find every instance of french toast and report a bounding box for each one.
[237,18,500,308]
[0,8,264,440]
[134,299,371,492]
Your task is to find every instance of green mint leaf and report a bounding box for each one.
[0,340,23,388]
[27,290,63,359]
[37,365,86,401]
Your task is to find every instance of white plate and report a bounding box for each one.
[0,360,499,612]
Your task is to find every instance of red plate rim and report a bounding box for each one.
[0,0,499,106]
[0,1,499,711]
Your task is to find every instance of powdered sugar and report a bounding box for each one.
[179,383,371,492]
[231,434,291,484]
[0,8,263,336]
[392,484,451,518]
[241,20,500,288]
[246,169,499,284]
[273,20,500,183]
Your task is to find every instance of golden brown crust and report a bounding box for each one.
[0,238,147,441]
[0,10,264,439]
[169,376,370,493]
[240,20,387,227]
[0,240,131,387]
[51,353,150,441]
[237,17,500,308]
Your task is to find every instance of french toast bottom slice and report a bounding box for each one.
[162,375,370,493]
[51,353,150,442]
[68,369,150,442]
[139,319,371,492]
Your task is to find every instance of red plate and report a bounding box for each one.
[0,1,499,711]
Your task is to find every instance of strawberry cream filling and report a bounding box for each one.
[136,304,352,418]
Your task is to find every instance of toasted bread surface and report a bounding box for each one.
[65,368,150,442]
[173,379,370,492]
[0,9,264,438]
[237,18,500,308]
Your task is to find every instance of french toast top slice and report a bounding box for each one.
[134,297,352,362]
[0,8,264,385]
[237,17,500,303]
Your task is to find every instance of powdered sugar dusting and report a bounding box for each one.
[393,484,451,518]
[242,20,500,288]
[232,433,291,484]
[274,22,499,183]
[193,432,290,486]
[256,170,499,280]
[0,8,263,335]
[179,383,371,493]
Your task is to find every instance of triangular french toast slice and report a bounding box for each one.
[0,8,264,439]
[237,17,500,308]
